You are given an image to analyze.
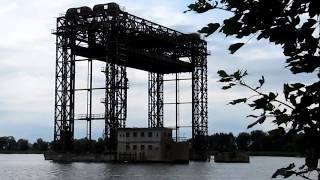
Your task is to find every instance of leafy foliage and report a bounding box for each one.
[228,43,244,54]
[215,69,320,178]
[187,0,320,75]
[272,163,296,178]
[186,0,320,179]
[198,23,220,37]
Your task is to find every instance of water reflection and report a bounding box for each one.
[0,154,311,180]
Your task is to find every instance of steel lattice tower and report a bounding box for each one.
[53,3,208,159]
[148,73,163,128]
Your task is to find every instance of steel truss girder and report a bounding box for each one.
[148,73,164,128]
[54,10,207,59]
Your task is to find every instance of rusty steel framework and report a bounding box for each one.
[53,3,208,158]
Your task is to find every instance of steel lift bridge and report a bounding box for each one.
[53,3,208,160]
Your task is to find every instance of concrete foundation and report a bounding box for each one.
[214,152,250,163]
[44,152,116,162]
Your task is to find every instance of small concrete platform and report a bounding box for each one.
[44,152,189,163]
[44,152,116,162]
[214,152,250,163]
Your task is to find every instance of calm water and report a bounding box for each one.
[0,154,314,180]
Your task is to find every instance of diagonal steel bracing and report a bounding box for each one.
[103,41,128,151]
[148,73,164,128]
[191,42,208,160]
[54,18,75,151]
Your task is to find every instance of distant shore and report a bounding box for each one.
[0,151,46,154]
[248,151,302,157]
[0,151,303,157]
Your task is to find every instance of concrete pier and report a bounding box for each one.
[214,152,250,163]
[44,152,116,162]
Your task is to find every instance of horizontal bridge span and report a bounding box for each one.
[72,45,193,74]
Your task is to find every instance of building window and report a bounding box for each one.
[148,132,152,137]
[141,145,145,150]
[133,132,137,137]
[156,133,159,137]
[155,146,159,150]
[126,132,130,137]
[148,145,152,150]
[126,144,130,150]
[133,145,137,150]
[141,132,145,137]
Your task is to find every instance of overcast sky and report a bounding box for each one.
[0,0,315,142]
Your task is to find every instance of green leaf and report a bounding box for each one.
[283,83,290,100]
[259,76,265,86]
[217,70,229,78]
[221,16,242,36]
[246,114,259,118]
[272,164,296,178]
[222,85,232,90]
[289,95,297,106]
[229,43,244,54]
[283,83,305,100]
[229,98,247,105]
[198,23,220,37]
[219,77,233,82]
[242,70,248,77]
[221,83,236,90]
[233,70,241,80]
[247,116,266,129]
[185,1,214,13]
[265,103,275,111]
[291,83,305,89]
[268,92,277,100]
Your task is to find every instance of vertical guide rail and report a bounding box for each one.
[86,59,93,140]
[148,73,164,128]
[175,73,180,142]
[191,41,208,160]
[54,17,75,151]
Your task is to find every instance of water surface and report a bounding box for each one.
[0,154,313,180]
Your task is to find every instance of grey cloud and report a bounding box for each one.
[0,0,300,141]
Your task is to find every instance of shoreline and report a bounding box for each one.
[0,151,46,154]
[0,151,303,158]
[248,151,302,157]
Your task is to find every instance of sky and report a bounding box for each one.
[0,0,315,142]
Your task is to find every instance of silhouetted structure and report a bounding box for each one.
[52,3,208,160]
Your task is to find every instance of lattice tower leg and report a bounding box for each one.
[191,44,208,160]
[54,30,75,152]
[148,73,164,128]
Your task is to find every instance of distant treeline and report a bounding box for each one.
[0,137,49,152]
[207,129,304,155]
[0,136,105,153]
[0,129,304,155]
